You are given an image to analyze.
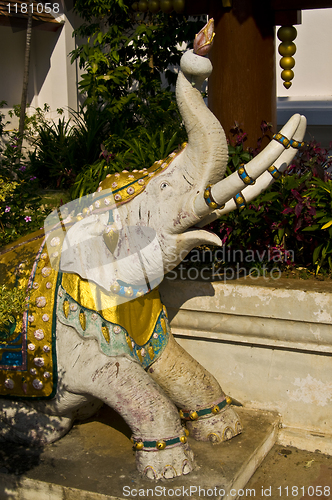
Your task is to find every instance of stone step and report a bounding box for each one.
[0,406,279,500]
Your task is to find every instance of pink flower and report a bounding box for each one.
[24,216,32,222]
[5,206,11,212]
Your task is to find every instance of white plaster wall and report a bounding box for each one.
[0,4,79,130]
[176,338,332,437]
[0,27,26,114]
[160,279,332,445]
[29,10,80,120]
[29,28,67,119]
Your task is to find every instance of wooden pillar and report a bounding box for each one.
[208,0,277,149]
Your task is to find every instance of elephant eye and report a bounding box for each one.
[160,181,169,190]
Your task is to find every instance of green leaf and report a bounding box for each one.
[321,220,332,229]
[259,191,278,202]
[313,244,323,264]
[112,50,120,63]
[91,62,98,74]
[277,228,285,242]
[232,156,240,169]
[241,152,252,163]
[97,31,103,45]
[302,225,320,231]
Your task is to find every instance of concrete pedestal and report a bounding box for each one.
[0,406,279,500]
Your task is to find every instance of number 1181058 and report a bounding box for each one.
[7,3,60,14]
[277,486,330,496]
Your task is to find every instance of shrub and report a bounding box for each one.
[0,150,48,247]
[71,1,203,117]
[0,285,27,337]
[214,171,318,273]
[66,1,204,192]
[71,122,186,199]
[28,104,113,189]
[71,114,332,278]
[208,132,332,277]
[0,104,49,247]
[303,177,332,273]
[28,117,77,189]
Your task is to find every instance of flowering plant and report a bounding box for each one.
[0,104,49,247]
[211,130,332,277]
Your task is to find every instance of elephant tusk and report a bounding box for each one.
[215,114,307,217]
[193,113,303,219]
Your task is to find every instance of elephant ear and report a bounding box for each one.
[60,214,164,296]
[45,201,164,298]
[60,212,119,292]
[43,191,119,293]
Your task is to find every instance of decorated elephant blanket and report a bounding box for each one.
[0,229,169,399]
[0,146,189,399]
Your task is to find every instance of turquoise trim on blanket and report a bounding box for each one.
[57,283,170,370]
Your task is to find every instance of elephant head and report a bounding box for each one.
[45,19,306,306]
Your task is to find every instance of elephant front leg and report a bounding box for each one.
[69,352,195,480]
[148,334,242,444]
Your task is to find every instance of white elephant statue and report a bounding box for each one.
[0,20,306,480]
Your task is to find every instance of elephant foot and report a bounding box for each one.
[185,405,242,444]
[0,399,73,446]
[134,436,195,480]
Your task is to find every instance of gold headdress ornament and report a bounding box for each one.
[89,142,187,213]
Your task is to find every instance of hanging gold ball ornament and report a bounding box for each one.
[160,0,173,13]
[278,42,296,57]
[138,0,149,11]
[281,69,294,79]
[277,25,297,90]
[280,56,295,70]
[278,26,297,42]
[173,0,185,13]
[132,2,138,10]
[148,0,160,13]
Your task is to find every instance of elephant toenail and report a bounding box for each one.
[182,460,192,475]
[208,432,221,444]
[236,421,243,434]
[144,466,157,480]
[163,465,177,479]
[223,427,235,441]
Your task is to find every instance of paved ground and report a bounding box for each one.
[0,407,278,500]
[0,406,331,499]
[245,444,332,500]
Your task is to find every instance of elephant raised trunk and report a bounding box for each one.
[175,20,306,227]
[176,51,228,191]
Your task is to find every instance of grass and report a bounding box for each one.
[282,266,332,281]
[40,190,71,212]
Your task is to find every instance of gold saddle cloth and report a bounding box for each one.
[0,230,168,399]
